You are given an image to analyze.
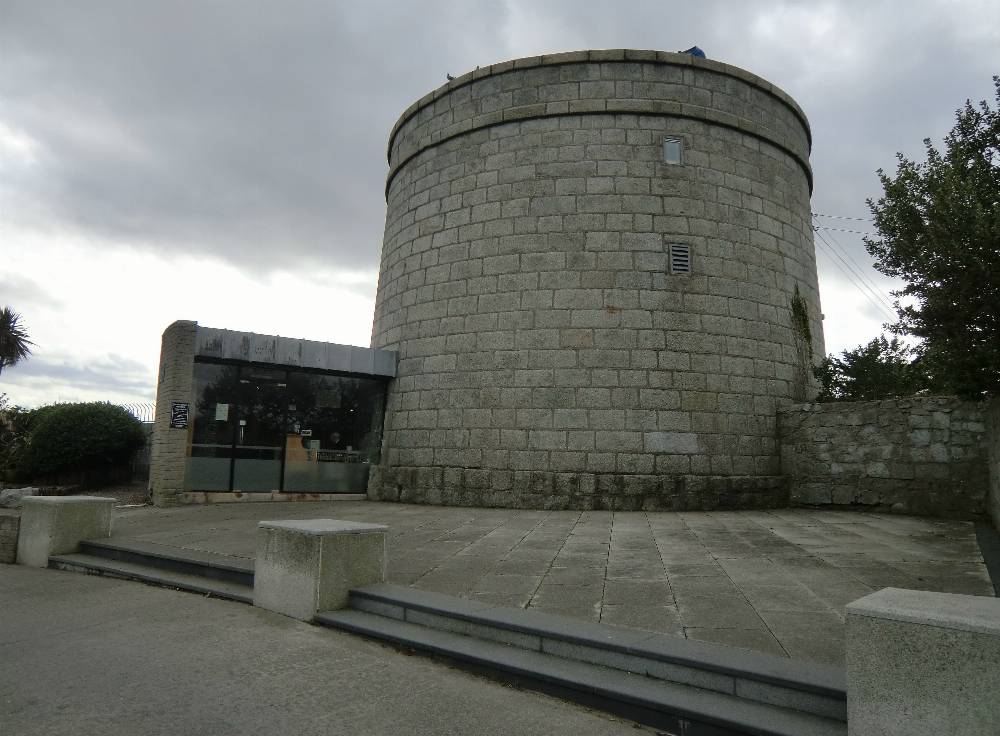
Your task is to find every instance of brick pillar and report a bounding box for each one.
[149,320,197,506]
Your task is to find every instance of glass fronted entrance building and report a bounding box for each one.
[187,361,387,493]
[149,321,397,505]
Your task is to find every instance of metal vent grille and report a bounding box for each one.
[670,244,691,275]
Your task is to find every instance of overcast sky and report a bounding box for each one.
[1,0,998,408]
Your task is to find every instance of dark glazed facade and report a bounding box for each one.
[369,50,824,510]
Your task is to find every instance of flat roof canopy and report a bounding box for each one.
[194,325,396,378]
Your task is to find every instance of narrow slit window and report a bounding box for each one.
[670,244,691,275]
[663,137,683,165]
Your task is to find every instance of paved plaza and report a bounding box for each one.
[1,564,639,736]
[113,501,995,666]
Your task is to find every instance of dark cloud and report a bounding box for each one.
[0,1,501,271]
[1,0,997,290]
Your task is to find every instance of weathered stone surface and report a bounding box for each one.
[370,50,822,510]
[846,588,1000,736]
[0,511,20,564]
[0,487,36,509]
[779,396,989,517]
[253,519,387,620]
[16,496,114,567]
[988,397,1000,531]
[149,320,197,507]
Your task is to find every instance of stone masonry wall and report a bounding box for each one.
[149,320,197,507]
[369,51,823,510]
[779,397,989,518]
[0,511,20,564]
[988,398,1000,531]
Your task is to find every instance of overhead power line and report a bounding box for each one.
[814,225,876,237]
[813,228,896,323]
[813,240,894,323]
[814,228,894,314]
[819,228,896,314]
[811,212,873,223]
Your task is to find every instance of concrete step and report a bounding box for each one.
[316,608,846,736]
[79,538,255,587]
[49,553,254,604]
[346,584,846,722]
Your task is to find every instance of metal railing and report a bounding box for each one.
[119,402,156,423]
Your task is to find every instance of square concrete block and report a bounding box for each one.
[253,519,387,620]
[846,587,1000,736]
[16,496,115,567]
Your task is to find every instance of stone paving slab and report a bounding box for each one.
[112,501,995,666]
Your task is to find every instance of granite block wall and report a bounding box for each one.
[149,320,197,507]
[779,397,989,518]
[987,398,1000,530]
[0,511,20,564]
[369,50,824,510]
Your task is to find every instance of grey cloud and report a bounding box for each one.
[0,1,505,271]
[0,274,60,311]
[0,0,997,300]
[1,352,155,402]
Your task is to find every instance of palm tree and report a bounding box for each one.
[0,307,34,377]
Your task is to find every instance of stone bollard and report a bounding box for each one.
[16,496,115,567]
[253,519,387,620]
[846,587,1000,736]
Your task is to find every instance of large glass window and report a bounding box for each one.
[282,372,386,492]
[184,360,387,493]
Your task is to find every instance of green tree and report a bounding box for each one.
[815,336,928,402]
[865,77,1000,398]
[0,306,34,377]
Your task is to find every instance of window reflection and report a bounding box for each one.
[184,360,387,493]
[186,363,238,491]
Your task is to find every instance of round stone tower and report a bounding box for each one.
[369,49,824,510]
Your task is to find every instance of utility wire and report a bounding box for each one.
[814,228,894,316]
[814,240,894,323]
[819,228,896,314]
[810,210,896,313]
[813,229,895,322]
[811,212,873,223]
[814,225,876,236]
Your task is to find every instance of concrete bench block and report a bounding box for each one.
[16,496,115,567]
[846,587,1000,736]
[253,519,387,620]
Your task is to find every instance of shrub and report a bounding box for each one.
[0,398,47,481]
[21,402,146,479]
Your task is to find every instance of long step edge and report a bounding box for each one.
[316,608,845,736]
[81,537,254,575]
[349,584,845,698]
[49,553,254,605]
[79,538,254,587]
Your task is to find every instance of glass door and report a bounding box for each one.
[231,366,286,492]
[187,363,239,491]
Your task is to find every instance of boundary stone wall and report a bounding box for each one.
[0,511,19,564]
[370,49,823,510]
[779,397,989,518]
[988,398,1000,530]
